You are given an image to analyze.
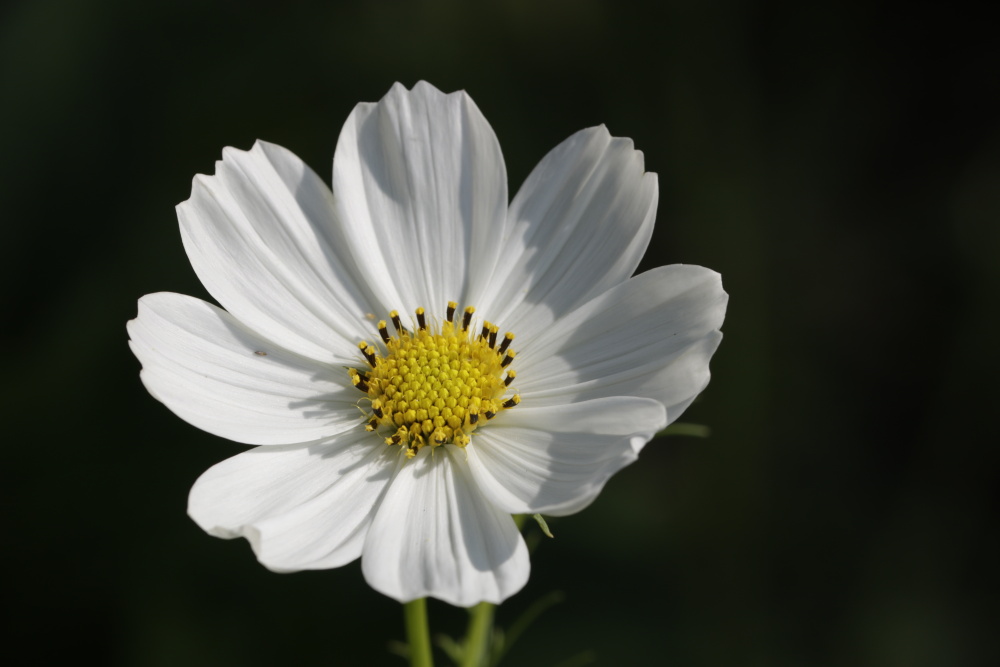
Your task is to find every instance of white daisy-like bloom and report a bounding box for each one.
[127,82,727,607]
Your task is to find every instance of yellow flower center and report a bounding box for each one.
[350,302,520,458]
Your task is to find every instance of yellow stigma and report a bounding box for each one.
[351,304,520,459]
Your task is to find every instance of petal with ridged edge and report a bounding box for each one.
[188,430,394,571]
[178,140,384,364]
[332,81,508,317]
[516,265,727,423]
[127,292,359,445]
[481,126,657,338]
[361,446,529,606]
[467,397,666,517]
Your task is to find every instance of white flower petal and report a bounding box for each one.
[516,265,727,422]
[481,126,657,337]
[332,81,508,316]
[188,431,394,571]
[178,140,381,364]
[467,397,666,517]
[127,292,360,445]
[361,447,529,606]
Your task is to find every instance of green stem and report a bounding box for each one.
[457,514,524,667]
[404,598,434,667]
[461,601,495,667]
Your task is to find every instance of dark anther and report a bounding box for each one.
[462,306,475,332]
[360,343,376,367]
[501,353,514,369]
[504,371,516,386]
[489,327,498,349]
[446,301,457,323]
[497,333,514,355]
[378,321,391,344]
[416,308,426,330]
[502,396,520,408]
[390,311,406,334]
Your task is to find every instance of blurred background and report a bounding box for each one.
[2,0,997,665]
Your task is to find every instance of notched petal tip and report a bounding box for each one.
[176,140,285,210]
[188,436,393,573]
[573,124,647,168]
[333,78,507,316]
[361,447,530,606]
[395,79,470,102]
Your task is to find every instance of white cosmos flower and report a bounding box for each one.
[127,81,727,607]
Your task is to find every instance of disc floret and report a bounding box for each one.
[350,303,519,458]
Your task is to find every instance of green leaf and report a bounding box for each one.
[492,591,565,665]
[434,633,463,664]
[532,514,554,538]
[655,422,711,438]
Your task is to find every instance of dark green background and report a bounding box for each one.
[3,1,997,665]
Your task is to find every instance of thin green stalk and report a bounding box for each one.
[457,514,526,667]
[461,601,495,667]
[404,598,434,667]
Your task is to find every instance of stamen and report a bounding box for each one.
[479,323,490,341]
[488,325,498,349]
[446,301,457,323]
[371,400,384,419]
[359,341,376,367]
[501,349,516,368]
[502,395,521,409]
[390,310,405,334]
[416,307,426,330]
[462,306,475,332]
[504,370,516,386]
[378,320,390,344]
[350,368,369,393]
[497,332,514,355]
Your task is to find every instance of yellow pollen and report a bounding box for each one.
[352,305,520,458]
